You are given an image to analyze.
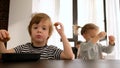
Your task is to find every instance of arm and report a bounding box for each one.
[0,30,15,54]
[54,22,74,60]
[81,32,106,51]
[0,30,15,59]
[101,35,115,53]
[91,31,106,44]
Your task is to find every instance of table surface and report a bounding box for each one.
[0,59,120,68]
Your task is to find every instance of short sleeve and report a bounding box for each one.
[48,45,63,60]
[14,45,23,53]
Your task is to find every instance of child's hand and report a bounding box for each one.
[97,31,106,40]
[0,30,10,42]
[109,35,115,45]
[54,22,64,35]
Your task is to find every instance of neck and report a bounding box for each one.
[85,37,91,42]
[32,41,47,47]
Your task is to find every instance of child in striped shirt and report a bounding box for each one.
[0,13,74,60]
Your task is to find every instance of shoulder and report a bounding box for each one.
[14,42,32,49]
[47,45,62,51]
[14,42,32,53]
[81,41,97,46]
[47,45,59,49]
[20,42,31,46]
[96,43,103,47]
[23,42,31,46]
[80,42,88,46]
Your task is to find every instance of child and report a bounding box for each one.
[0,13,74,60]
[78,23,115,60]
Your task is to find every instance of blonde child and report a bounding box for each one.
[0,13,74,60]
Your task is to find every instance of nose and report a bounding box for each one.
[37,28,42,33]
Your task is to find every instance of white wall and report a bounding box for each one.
[7,0,32,49]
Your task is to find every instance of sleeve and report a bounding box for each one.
[14,45,24,53]
[99,43,115,53]
[80,41,95,51]
[50,45,63,60]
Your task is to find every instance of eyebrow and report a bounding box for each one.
[32,24,49,28]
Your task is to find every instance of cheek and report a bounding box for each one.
[30,33,35,39]
[90,33,97,38]
[30,30,37,38]
[43,31,50,38]
[31,31,35,36]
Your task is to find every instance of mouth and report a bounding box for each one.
[36,35,42,38]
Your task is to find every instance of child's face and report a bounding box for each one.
[31,20,50,44]
[84,29,99,40]
[89,29,99,38]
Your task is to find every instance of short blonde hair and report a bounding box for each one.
[28,13,53,39]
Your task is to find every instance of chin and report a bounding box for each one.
[34,39,43,42]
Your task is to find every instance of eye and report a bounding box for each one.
[33,27,38,29]
[42,27,46,30]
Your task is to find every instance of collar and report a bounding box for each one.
[31,43,48,48]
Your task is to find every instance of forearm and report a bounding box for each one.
[103,36,115,53]
[102,45,114,53]
[0,41,7,53]
[91,31,106,44]
[60,33,74,59]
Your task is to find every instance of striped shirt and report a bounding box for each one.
[14,43,62,60]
